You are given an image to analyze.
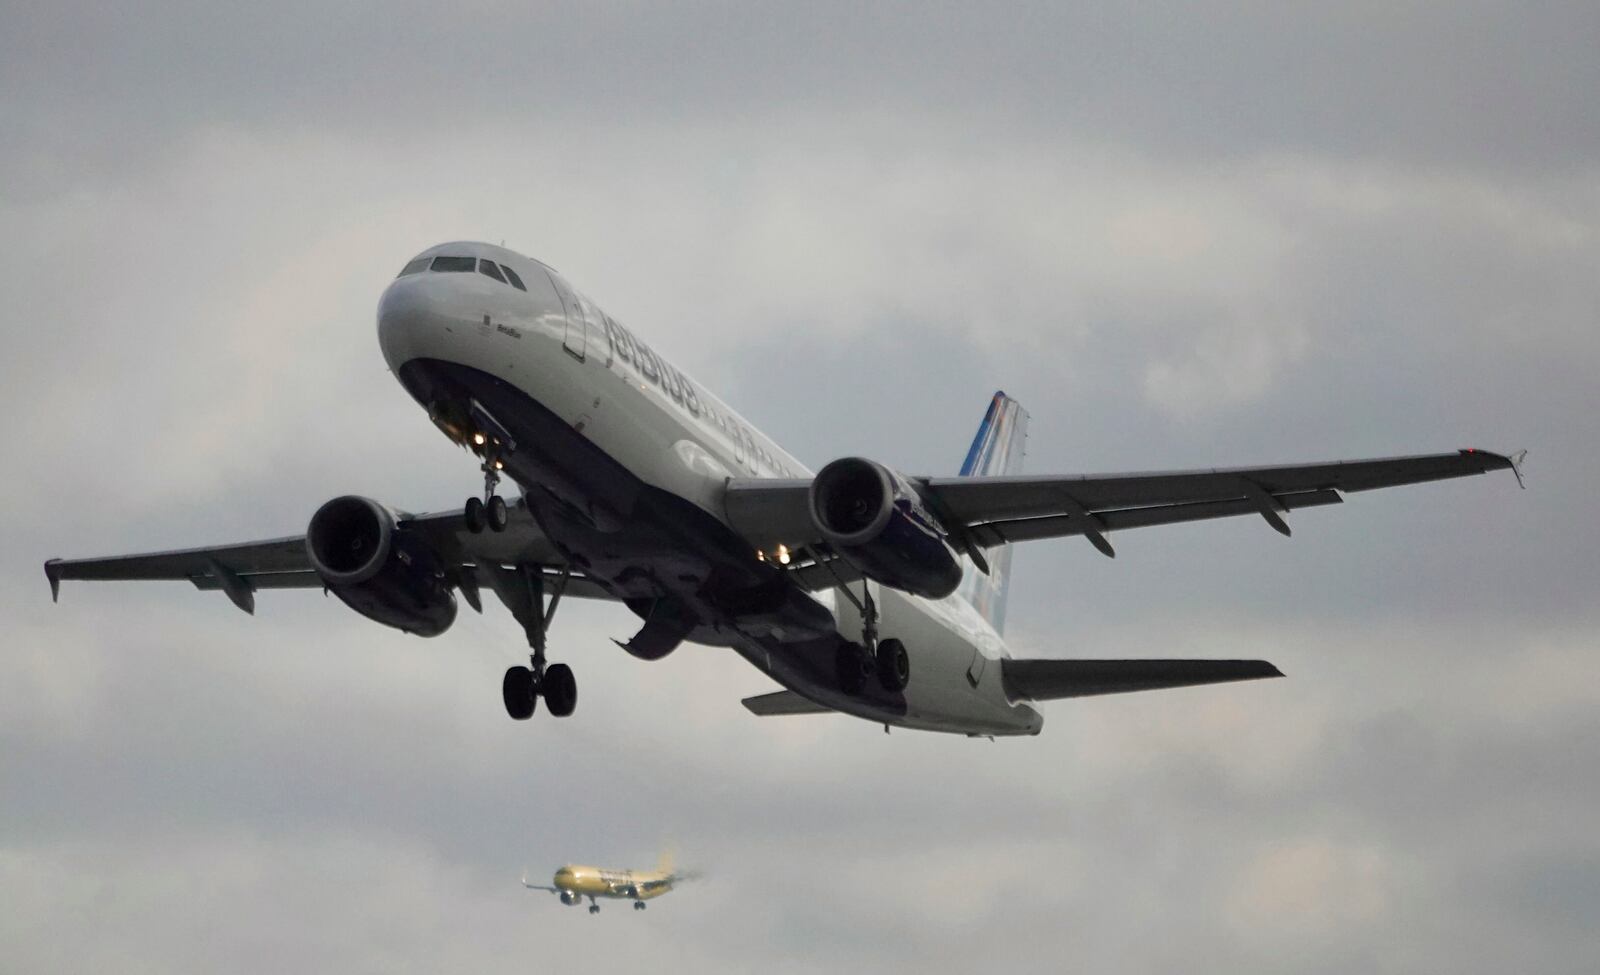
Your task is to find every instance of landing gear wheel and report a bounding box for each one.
[502,665,536,720]
[633,901,646,910]
[464,496,486,533]
[487,495,509,532]
[543,662,577,717]
[876,638,910,692]
[835,642,873,695]
[588,904,600,914]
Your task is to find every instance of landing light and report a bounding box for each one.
[776,544,791,565]
[494,460,505,470]
[472,432,487,446]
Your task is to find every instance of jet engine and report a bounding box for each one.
[560,890,582,906]
[305,495,457,636]
[808,457,962,599]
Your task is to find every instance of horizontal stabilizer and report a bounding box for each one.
[1001,658,1282,701]
[742,690,834,716]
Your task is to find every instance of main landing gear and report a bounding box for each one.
[500,564,579,721]
[633,901,646,911]
[464,443,510,534]
[832,582,910,695]
[588,898,600,914]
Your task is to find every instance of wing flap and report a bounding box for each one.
[190,570,324,591]
[1001,658,1283,701]
[971,488,1343,546]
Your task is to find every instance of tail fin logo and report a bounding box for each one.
[956,391,1028,634]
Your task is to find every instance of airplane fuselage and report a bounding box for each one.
[553,864,673,903]
[377,242,1041,736]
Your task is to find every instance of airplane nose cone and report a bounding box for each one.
[377,275,448,372]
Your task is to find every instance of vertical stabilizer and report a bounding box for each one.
[955,391,1028,634]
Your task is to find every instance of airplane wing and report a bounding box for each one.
[725,449,1526,559]
[1001,658,1282,700]
[520,870,561,893]
[45,504,617,612]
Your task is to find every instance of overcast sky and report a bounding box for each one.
[4,3,1598,972]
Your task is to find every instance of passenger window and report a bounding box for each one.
[478,259,507,283]
[430,256,476,272]
[397,257,430,277]
[499,264,527,291]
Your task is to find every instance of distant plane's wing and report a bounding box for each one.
[725,449,1524,559]
[44,503,616,611]
[520,870,561,893]
[1002,658,1283,700]
[741,689,835,716]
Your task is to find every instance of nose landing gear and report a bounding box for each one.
[464,441,510,534]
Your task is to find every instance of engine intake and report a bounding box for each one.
[809,458,962,599]
[306,496,457,636]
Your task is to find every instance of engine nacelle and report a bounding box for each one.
[306,496,457,636]
[809,458,962,599]
[560,890,582,906]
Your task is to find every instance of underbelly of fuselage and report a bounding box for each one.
[392,356,1037,736]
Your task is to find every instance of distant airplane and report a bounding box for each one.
[45,242,1527,737]
[522,855,691,913]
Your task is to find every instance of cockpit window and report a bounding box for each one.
[477,259,507,283]
[430,255,476,272]
[397,257,430,277]
[499,264,527,291]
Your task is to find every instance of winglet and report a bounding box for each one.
[1507,449,1528,489]
[44,559,62,602]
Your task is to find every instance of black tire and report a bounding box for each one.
[502,665,536,720]
[464,496,486,534]
[543,662,577,717]
[487,495,509,532]
[876,638,910,692]
[588,904,599,914]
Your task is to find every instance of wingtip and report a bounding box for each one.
[1461,447,1528,487]
[44,559,62,602]
[1507,448,1528,488]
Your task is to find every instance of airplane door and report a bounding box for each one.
[566,297,589,361]
[550,276,585,361]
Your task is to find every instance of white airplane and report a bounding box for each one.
[45,242,1526,737]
